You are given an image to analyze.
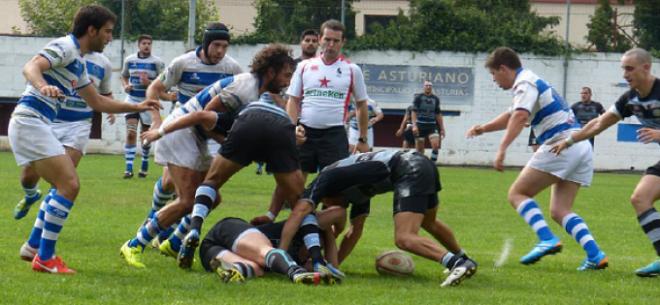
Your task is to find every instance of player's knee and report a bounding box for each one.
[56,175,80,199]
[549,207,567,224]
[395,235,415,252]
[630,191,651,210]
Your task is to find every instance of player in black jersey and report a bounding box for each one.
[552,48,660,277]
[199,207,345,284]
[292,149,477,287]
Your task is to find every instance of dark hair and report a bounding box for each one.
[320,19,345,38]
[485,47,522,70]
[250,44,295,78]
[581,86,592,94]
[71,5,117,38]
[137,34,153,43]
[300,29,319,41]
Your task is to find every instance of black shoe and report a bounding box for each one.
[138,171,147,178]
[123,171,134,179]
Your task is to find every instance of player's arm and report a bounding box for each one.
[22,55,62,98]
[120,60,132,93]
[337,214,367,265]
[395,110,409,137]
[141,110,218,144]
[466,111,511,137]
[286,95,302,124]
[370,106,384,126]
[145,78,169,128]
[354,99,369,152]
[551,112,620,155]
[78,85,159,114]
[411,97,421,136]
[436,112,445,139]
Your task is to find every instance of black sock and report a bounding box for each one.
[638,208,660,256]
[265,249,297,276]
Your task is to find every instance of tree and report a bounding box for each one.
[586,0,632,52]
[348,0,565,55]
[233,0,357,44]
[633,0,660,56]
[18,0,218,43]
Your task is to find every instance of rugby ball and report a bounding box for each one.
[375,250,414,276]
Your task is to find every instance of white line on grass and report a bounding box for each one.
[494,238,513,268]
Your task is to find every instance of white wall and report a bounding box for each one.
[0,36,657,170]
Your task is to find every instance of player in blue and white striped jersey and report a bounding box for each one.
[467,47,607,271]
[14,51,114,220]
[119,44,293,269]
[16,51,114,260]
[133,24,243,244]
[552,48,660,276]
[8,5,159,274]
[120,34,166,178]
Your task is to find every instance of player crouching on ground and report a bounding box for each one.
[199,207,346,285]
[281,149,477,287]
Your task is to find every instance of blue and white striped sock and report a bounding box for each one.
[562,213,600,258]
[124,144,136,173]
[140,144,150,172]
[27,189,54,249]
[516,198,556,241]
[147,177,174,220]
[169,215,191,251]
[129,216,162,249]
[38,193,74,260]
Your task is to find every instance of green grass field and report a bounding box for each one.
[1,152,659,305]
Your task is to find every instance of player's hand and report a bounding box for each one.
[549,141,569,155]
[166,91,177,102]
[250,215,273,226]
[39,85,63,99]
[135,99,162,112]
[440,129,446,139]
[637,128,660,144]
[395,128,403,137]
[494,150,505,172]
[141,129,161,145]
[106,113,116,125]
[412,125,419,136]
[466,124,484,138]
[123,84,133,93]
[353,141,369,154]
[368,118,377,126]
[295,125,306,145]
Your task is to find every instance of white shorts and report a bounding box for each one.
[207,140,221,157]
[526,140,593,186]
[8,111,65,166]
[154,110,212,172]
[52,120,91,154]
[348,127,374,147]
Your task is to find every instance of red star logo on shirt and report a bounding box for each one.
[319,77,330,88]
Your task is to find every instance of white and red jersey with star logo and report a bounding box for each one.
[287,55,369,129]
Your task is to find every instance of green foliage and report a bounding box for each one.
[633,0,660,55]
[233,0,356,44]
[18,0,218,43]
[586,0,632,52]
[347,0,566,55]
[18,0,98,36]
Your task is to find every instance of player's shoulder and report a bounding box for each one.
[124,53,139,61]
[170,50,197,65]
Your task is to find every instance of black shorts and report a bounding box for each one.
[299,125,349,173]
[391,151,441,214]
[349,201,371,219]
[403,127,415,146]
[199,217,253,271]
[221,109,299,173]
[646,160,660,177]
[416,125,438,139]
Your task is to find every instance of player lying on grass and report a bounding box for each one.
[200,206,346,284]
[273,149,477,287]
